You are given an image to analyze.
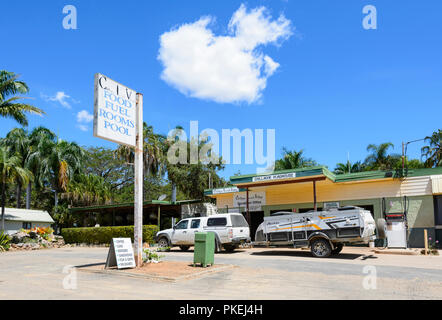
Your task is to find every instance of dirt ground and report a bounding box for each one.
[82,261,229,278]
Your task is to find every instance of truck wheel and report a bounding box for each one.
[179,246,190,251]
[223,245,235,253]
[310,238,332,258]
[331,243,343,255]
[214,239,221,253]
[158,237,170,250]
[376,218,387,239]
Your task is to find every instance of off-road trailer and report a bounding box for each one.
[254,206,385,257]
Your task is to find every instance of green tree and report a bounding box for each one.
[421,129,442,168]
[164,131,226,200]
[0,147,33,231]
[0,70,44,126]
[2,128,30,208]
[26,127,57,209]
[274,148,318,171]
[62,173,112,206]
[115,123,167,200]
[334,160,364,175]
[364,143,400,170]
[38,138,85,206]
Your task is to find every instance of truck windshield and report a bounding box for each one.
[231,215,248,227]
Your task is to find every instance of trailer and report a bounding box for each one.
[254,206,382,257]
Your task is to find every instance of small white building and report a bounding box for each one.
[1,208,55,235]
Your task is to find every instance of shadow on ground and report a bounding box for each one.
[168,248,248,255]
[75,262,106,268]
[250,250,376,260]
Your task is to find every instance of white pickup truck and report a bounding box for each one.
[155,213,251,252]
[254,206,381,257]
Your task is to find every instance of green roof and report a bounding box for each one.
[204,166,442,195]
[69,199,201,213]
[230,166,334,184]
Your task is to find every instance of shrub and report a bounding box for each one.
[0,231,11,252]
[61,225,159,245]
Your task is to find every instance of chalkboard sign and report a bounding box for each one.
[105,238,136,269]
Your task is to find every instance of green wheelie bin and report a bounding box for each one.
[193,232,215,267]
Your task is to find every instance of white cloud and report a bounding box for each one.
[76,110,93,132]
[77,110,94,123]
[158,4,293,104]
[41,91,73,109]
[76,124,89,132]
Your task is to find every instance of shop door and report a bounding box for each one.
[434,196,442,249]
[243,211,264,241]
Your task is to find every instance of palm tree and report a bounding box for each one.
[2,128,30,208]
[0,70,44,126]
[421,129,442,168]
[62,173,112,206]
[115,122,166,200]
[38,139,84,206]
[334,160,364,175]
[0,147,33,231]
[364,143,400,170]
[26,127,57,208]
[274,148,318,171]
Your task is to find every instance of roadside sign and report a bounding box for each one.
[105,238,136,269]
[94,73,144,267]
[94,73,137,147]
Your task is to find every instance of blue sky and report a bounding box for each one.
[1,0,441,179]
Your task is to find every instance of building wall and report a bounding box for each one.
[3,221,52,235]
[212,176,437,248]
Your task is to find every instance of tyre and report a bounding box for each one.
[310,238,332,258]
[223,245,236,253]
[331,243,343,255]
[157,237,170,250]
[179,245,190,251]
[214,238,221,253]
[376,218,387,239]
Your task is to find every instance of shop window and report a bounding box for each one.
[22,222,31,229]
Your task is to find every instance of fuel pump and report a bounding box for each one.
[382,197,408,248]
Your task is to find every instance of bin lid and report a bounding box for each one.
[195,232,208,241]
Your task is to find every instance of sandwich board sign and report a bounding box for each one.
[94,73,137,147]
[105,238,136,269]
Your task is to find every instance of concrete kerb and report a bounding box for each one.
[76,263,237,282]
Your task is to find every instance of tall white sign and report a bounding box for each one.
[94,73,137,147]
[93,73,144,267]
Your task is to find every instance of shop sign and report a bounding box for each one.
[233,192,266,211]
[252,172,296,182]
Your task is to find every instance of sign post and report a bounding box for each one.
[94,73,143,267]
[134,93,144,266]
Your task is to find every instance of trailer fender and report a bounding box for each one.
[308,232,335,250]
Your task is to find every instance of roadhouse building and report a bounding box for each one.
[205,166,442,248]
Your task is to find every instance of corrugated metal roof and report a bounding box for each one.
[2,208,54,223]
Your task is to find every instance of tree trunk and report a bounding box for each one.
[26,182,31,209]
[1,181,6,232]
[55,191,58,207]
[16,183,22,209]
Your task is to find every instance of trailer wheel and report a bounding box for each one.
[376,218,387,239]
[310,238,332,258]
[331,243,343,255]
